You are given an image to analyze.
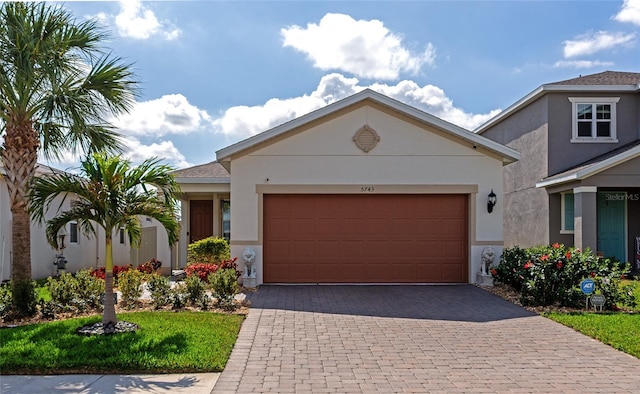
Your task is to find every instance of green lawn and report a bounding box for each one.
[0,311,244,374]
[544,312,640,359]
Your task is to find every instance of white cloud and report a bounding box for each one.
[281,13,435,80]
[122,138,192,169]
[553,60,615,69]
[212,73,498,139]
[97,0,182,40]
[112,94,214,137]
[614,0,640,25]
[563,31,635,58]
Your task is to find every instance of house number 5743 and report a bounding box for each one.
[360,186,375,192]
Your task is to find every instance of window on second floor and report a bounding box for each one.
[569,97,619,143]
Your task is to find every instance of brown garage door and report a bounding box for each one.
[263,194,468,283]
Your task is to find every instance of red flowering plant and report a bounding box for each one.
[494,244,630,308]
[90,264,133,286]
[185,257,240,283]
[137,258,162,274]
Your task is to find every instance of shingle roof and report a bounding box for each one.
[170,161,229,178]
[537,139,640,188]
[547,71,640,86]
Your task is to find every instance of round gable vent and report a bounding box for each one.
[353,125,380,153]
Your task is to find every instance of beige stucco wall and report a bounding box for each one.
[228,105,506,284]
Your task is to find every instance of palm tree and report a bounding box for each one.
[0,2,137,315]
[29,153,180,331]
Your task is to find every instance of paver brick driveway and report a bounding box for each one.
[213,285,640,393]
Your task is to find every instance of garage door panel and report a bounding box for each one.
[267,240,291,259]
[264,194,468,283]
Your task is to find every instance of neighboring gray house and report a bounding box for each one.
[477,71,640,270]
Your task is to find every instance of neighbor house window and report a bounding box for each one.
[69,222,79,244]
[561,193,574,233]
[222,200,230,242]
[569,97,619,142]
[119,228,125,244]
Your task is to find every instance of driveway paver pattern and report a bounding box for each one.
[213,285,640,393]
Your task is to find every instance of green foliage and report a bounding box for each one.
[117,270,145,308]
[187,236,230,265]
[0,283,12,318]
[184,274,207,306]
[146,273,172,309]
[47,272,78,308]
[74,270,105,310]
[494,244,630,308]
[10,280,37,317]
[209,269,239,310]
[0,312,245,374]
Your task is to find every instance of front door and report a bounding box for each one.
[597,192,626,261]
[190,200,213,243]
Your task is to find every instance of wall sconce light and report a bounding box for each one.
[57,226,68,252]
[487,189,497,213]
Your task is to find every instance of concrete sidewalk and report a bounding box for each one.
[0,373,220,393]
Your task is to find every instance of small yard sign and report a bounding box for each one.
[580,279,595,295]
[590,294,606,312]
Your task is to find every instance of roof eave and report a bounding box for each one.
[217,89,520,165]
[536,144,640,188]
[476,84,640,135]
[174,177,231,184]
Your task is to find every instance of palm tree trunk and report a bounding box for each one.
[102,235,117,330]
[2,121,39,316]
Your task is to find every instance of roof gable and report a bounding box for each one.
[216,89,519,168]
[476,70,640,134]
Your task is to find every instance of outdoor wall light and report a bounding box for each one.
[57,226,68,252]
[487,189,497,213]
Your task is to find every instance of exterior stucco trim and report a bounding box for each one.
[255,184,479,194]
[217,90,519,165]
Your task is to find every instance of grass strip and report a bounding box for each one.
[0,311,244,374]
[544,312,640,359]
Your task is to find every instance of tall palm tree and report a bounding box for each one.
[0,2,137,315]
[29,153,180,330]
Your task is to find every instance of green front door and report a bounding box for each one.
[597,192,626,261]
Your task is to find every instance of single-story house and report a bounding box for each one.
[0,163,172,281]
[175,89,519,285]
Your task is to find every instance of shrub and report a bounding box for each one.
[74,270,105,310]
[90,264,133,286]
[170,284,188,309]
[47,272,78,309]
[185,263,219,282]
[10,280,37,317]
[209,268,239,310]
[187,236,230,265]
[184,274,206,306]
[146,273,172,309]
[137,258,162,274]
[494,243,630,308]
[0,283,12,318]
[118,269,145,308]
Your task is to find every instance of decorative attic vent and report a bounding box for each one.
[353,125,380,153]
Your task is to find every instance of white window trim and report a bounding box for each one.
[569,97,619,143]
[560,192,574,234]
